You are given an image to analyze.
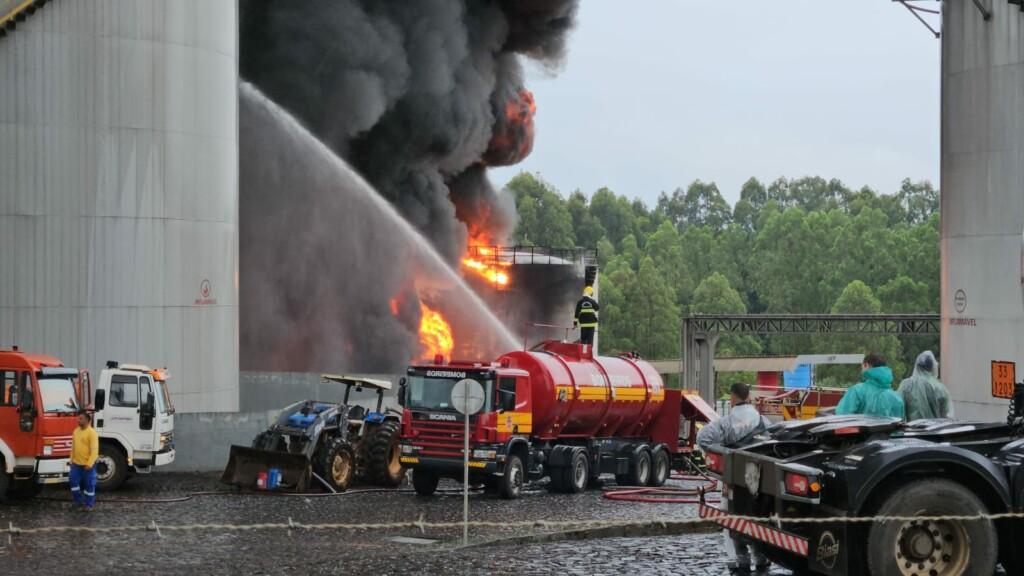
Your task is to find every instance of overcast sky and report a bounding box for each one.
[491,0,941,206]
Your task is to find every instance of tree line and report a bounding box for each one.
[505,173,940,388]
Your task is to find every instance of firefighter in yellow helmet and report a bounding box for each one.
[573,286,600,346]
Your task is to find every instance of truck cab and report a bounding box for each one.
[0,347,89,500]
[399,360,533,498]
[91,361,175,490]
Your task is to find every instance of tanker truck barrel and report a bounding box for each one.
[399,340,692,498]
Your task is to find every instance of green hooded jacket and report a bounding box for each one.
[835,366,905,419]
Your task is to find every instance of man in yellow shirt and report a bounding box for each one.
[70,411,99,510]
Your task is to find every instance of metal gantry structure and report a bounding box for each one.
[680,314,941,402]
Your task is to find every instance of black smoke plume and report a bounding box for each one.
[239,1,580,372]
[241,0,579,260]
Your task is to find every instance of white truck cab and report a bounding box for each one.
[92,361,175,490]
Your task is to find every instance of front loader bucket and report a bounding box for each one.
[221,445,311,492]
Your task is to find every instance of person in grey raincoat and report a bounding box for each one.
[698,383,772,574]
[897,351,952,421]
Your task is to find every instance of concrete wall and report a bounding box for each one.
[168,371,401,471]
[941,1,1024,420]
[0,0,240,412]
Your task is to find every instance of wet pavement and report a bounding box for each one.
[0,473,790,575]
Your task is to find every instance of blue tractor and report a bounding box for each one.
[222,375,404,492]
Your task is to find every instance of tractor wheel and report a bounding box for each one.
[412,469,439,497]
[867,478,997,576]
[648,449,670,487]
[316,438,355,492]
[95,443,129,491]
[358,419,404,487]
[499,454,526,499]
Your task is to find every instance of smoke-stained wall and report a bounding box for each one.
[239,0,581,372]
[0,0,239,412]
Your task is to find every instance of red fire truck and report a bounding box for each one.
[0,347,90,500]
[397,341,715,498]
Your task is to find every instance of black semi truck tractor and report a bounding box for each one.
[702,380,1024,575]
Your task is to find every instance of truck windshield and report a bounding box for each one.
[157,380,174,414]
[407,376,493,412]
[38,377,80,414]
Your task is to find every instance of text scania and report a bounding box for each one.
[428,413,459,421]
[425,370,467,378]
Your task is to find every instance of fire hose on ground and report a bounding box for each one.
[602,471,721,504]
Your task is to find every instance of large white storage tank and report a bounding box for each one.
[0,0,239,412]
[942,1,1024,420]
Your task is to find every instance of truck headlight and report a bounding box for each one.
[401,444,414,454]
[472,449,497,460]
[43,445,53,456]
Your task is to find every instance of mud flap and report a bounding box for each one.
[220,445,311,492]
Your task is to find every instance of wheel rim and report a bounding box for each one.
[655,456,667,482]
[95,455,115,483]
[509,461,523,494]
[573,459,587,488]
[331,453,351,486]
[638,456,650,484]
[894,519,970,576]
[387,442,402,476]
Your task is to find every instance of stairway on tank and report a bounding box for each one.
[0,0,49,38]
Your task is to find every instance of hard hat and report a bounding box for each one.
[583,286,594,296]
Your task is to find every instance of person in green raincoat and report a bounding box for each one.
[897,351,951,421]
[835,353,905,419]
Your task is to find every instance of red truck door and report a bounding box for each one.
[0,370,36,462]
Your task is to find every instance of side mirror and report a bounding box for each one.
[398,377,407,407]
[94,389,106,411]
[19,390,34,432]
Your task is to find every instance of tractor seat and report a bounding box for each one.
[347,405,366,422]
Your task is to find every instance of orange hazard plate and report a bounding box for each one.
[992,361,1016,399]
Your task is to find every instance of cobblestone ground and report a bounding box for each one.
[0,473,790,575]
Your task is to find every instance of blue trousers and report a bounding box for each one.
[69,464,96,508]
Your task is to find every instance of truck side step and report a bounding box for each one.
[13,465,35,480]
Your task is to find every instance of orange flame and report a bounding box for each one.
[483,89,536,167]
[418,302,453,360]
[461,234,512,288]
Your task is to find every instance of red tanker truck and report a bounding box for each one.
[397,340,715,498]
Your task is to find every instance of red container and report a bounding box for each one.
[499,341,666,441]
[256,471,268,490]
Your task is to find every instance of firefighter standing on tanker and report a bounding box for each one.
[573,286,599,345]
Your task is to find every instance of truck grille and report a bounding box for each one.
[409,420,467,458]
[46,436,73,455]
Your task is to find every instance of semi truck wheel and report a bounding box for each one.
[95,443,129,491]
[412,470,439,496]
[617,449,651,487]
[649,449,669,487]
[565,449,589,494]
[499,454,525,499]
[358,420,404,487]
[316,438,355,492]
[866,478,997,576]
